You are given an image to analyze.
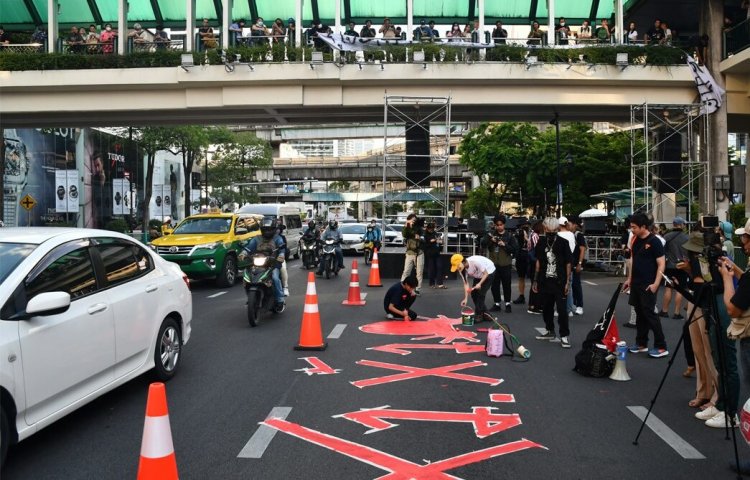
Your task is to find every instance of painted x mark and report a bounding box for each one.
[351,359,503,389]
[263,417,545,480]
[295,356,341,375]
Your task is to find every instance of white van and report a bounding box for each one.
[236,203,303,258]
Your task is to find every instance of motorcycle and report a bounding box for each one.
[242,252,285,327]
[320,238,340,279]
[362,240,374,265]
[299,236,319,270]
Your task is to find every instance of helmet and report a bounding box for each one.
[308,220,316,230]
[260,217,276,239]
[329,220,338,230]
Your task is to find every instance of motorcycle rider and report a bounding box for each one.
[317,219,345,275]
[241,217,286,309]
[276,218,290,296]
[301,219,321,266]
[363,219,382,251]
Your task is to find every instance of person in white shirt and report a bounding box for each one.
[451,254,496,323]
[558,216,577,316]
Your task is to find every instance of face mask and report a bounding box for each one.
[106,26,112,31]
[560,22,565,26]
[257,22,263,26]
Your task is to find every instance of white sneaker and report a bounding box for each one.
[695,406,720,420]
[705,412,739,429]
[283,287,290,297]
[386,313,395,319]
[554,310,559,317]
[549,336,561,343]
[575,307,583,315]
[561,337,571,348]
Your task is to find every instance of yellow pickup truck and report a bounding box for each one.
[149,212,262,287]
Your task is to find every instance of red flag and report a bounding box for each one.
[602,314,620,353]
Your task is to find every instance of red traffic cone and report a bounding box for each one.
[295,272,327,351]
[137,383,178,480]
[343,260,367,306]
[367,248,383,287]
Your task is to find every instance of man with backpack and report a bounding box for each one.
[660,216,688,319]
[484,215,518,312]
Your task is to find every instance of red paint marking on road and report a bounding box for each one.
[263,418,545,480]
[490,394,516,403]
[351,359,503,389]
[295,357,341,375]
[367,343,486,356]
[359,315,480,344]
[335,405,521,439]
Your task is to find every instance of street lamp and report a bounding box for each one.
[550,114,562,217]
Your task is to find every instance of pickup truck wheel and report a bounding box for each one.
[216,255,237,287]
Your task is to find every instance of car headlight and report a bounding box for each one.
[194,241,222,250]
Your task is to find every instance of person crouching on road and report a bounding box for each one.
[384,276,419,320]
[241,217,286,309]
[533,217,573,348]
[451,253,496,323]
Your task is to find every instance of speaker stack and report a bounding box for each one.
[655,130,683,194]
[405,121,431,186]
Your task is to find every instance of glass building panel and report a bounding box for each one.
[0,1,35,24]
[58,0,96,24]
[414,0,470,20]
[126,0,155,22]
[32,0,50,22]
[255,0,313,25]
[348,0,406,22]
[95,0,119,23]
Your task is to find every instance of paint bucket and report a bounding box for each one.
[516,345,531,359]
[461,307,475,326]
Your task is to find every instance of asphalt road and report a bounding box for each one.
[3,256,747,479]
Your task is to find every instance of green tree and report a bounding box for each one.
[209,130,272,208]
[166,126,211,218]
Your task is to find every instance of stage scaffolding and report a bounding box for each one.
[382,93,452,252]
[629,103,710,224]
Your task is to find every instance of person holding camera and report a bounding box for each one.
[401,213,425,295]
[624,212,669,358]
[484,215,518,312]
[423,222,445,289]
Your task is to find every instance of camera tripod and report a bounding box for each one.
[632,281,742,479]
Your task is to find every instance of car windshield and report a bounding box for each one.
[173,217,232,234]
[0,243,37,283]
[339,224,366,235]
[385,225,403,233]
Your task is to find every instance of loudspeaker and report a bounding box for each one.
[583,219,607,234]
[655,131,683,193]
[731,165,746,195]
[467,218,487,234]
[405,121,430,186]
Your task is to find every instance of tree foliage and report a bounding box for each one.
[459,122,637,217]
[209,130,273,208]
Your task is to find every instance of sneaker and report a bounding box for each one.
[527,308,542,315]
[658,311,669,318]
[535,330,556,340]
[575,307,583,315]
[549,336,561,343]
[512,295,525,304]
[623,322,637,329]
[705,412,739,429]
[554,310,559,317]
[695,406,720,420]
[283,287,290,297]
[628,345,648,353]
[561,336,571,348]
[480,312,496,324]
[415,289,421,296]
[648,348,669,358]
[491,303,503,311]
[672,313,684,320]
[386,313,395,319]
[505,303,512,313]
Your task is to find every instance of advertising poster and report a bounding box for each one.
[150,184,167,219]
[55,169,67,212]
[112,178,131,216]
[67,170,79,213]
[190,190,201,215]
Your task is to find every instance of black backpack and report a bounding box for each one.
[573,328,614,378]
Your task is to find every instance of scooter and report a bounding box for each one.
[320,238,340,279]
[242,252,285,327]
[362,240,374,265]
[299,236,319,270]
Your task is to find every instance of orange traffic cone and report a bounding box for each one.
[295,272,328,351]
[342,260,367,306]
[367,248,383,287]
[137,383,178,480]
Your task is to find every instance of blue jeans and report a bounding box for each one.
[271,268,284,304]
[565,276,575,313]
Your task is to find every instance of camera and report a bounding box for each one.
[700,215,719,229]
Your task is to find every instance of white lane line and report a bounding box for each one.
[328,324,347,339]
[627,406,705,459]
[237,407,293,458]
[207,291,227,298]
[583,280,599,286]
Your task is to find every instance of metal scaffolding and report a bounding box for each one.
[382,93,452,252]
[629,103,710,224]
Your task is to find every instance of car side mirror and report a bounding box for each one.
[23,291,71,319]
[235,227,248,235]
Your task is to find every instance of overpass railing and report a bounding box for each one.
[0,43,687,71]
[724,17,750,59]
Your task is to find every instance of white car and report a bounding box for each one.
[339,223,366,253]
[0,228,192,466]
[384,224,405,246]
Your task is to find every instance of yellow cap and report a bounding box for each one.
[450,253,464,272]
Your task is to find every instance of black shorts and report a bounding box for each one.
[664,268,688,288]
[516,254,529,277]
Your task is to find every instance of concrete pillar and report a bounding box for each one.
[47,0,58,53]
[705,0,729,219]
[406,0,413,40]
[117,0,127,54]
[615,0,624,45]
[295,0,303,47]
[547,0,555,46]
[478,0,485,36]
[221,0,232,50]
[186,0,196,52]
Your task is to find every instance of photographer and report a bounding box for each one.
[401,213,425,295]
[720,219,750,380]
[483,215,518,312]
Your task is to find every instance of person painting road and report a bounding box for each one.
[384,276,419,321]
[451,253,496,323]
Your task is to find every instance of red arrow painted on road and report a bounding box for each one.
[334,405,521,438]
[295,357,341,375]
[359,315,480,344]
[351,359,503,388]
[263,417,546,480]
[367,343,486,356]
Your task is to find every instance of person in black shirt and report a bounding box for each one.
[492,21,507,44]
[624,212,668,357]
[384,277,418,321]
[360,20,376,38]
[644,19,664,45]
[423,222,445,288]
